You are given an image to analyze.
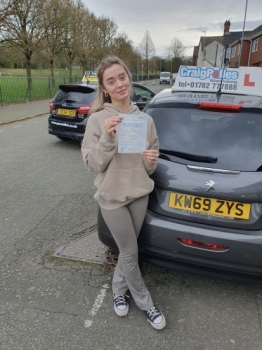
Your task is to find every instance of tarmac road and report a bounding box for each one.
[0,82,262,350]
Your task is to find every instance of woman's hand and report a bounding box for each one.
[104,116,123,135]
[142,149,159,164]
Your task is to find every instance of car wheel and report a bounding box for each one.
[56,136,71,141]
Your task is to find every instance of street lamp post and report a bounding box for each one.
[137,53,139,81]
[202,31,206,66]
[238,0,248,67]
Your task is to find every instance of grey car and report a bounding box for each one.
[98,80,262,279]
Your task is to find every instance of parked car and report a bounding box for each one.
[48,82,155,141]
[82,71,98,84]
[159,71,171,84]
[98,66,262,280]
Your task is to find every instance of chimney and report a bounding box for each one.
[224,20,231,34]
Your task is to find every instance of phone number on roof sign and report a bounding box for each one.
[178,81,237,90]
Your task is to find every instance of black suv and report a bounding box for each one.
[48,82,155,141]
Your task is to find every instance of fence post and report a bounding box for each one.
[0,86,3,106]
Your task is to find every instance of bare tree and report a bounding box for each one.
[41,0,70,86]
[94,16,118,60]
[0,0,13,29]
[110,32,136,67]
[166,37,185,72]
[61,0,86,81]
[0,0,46,90]
[77,10,98,75]
[138,30,155,78]
[0,0,136,80]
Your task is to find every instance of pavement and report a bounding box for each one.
[0,99,50,125]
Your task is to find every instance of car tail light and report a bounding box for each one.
[198,102,242,110]
[77,105,90,119]
[178,238,228,251]
[49,101,55,110]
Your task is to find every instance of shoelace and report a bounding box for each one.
[114,294,129,305]
[146,307,161,318]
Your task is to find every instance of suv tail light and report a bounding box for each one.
[49,101,55,110]
[77,105,90,119]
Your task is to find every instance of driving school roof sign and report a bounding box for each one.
[173,66,262,96]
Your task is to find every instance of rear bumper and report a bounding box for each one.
[139,210,262,276]
[48,128,84,140]
[97,208,262,277]
[48,115,85,140]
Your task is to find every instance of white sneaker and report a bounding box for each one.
[144,306,166,330]
[113,294,129,317]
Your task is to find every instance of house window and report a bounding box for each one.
[238,43,241,55]
[252,39,259,52]
[231,46,236,57]
[226,47,231,59]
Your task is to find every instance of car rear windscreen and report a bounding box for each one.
[147,106,262,171]
[53,88,96,104]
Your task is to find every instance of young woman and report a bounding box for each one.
[81,56,166,330]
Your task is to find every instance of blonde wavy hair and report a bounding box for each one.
[91,56,133,113]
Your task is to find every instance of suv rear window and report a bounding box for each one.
[147,105,262,172]
[53,86,96,104]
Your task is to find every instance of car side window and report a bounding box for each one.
[133,86,154,102]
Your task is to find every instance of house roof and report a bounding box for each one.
[244,24,262,39]
[225,31,251,46]
[227,24,262,47]
[200,36,224,48]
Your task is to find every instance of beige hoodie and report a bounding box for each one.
[81,102,159,210]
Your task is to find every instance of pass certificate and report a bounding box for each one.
[118,114,148,153]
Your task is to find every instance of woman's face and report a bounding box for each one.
[102,63,131,105]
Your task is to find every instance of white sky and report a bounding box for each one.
[83,0,262,57]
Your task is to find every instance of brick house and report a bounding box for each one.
[228,24,262,67]
[193,20,250,67]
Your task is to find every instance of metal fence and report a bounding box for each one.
[0,76,82,106]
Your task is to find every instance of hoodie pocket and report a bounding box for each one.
[101,168,154,203]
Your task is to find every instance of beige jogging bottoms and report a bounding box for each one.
[100,195,154,311]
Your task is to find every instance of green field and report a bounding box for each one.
[0,68,83,105]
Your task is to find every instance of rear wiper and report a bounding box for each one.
[159,149,217,163]
[65,99,77,103]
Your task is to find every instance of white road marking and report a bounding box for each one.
[84,283,110,328]
[84,320,93,328]
[13,125,22,128]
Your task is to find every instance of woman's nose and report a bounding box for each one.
[116,79,123,87]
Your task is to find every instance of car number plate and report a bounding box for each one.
[58,109,76,117]
[169,192,251,220]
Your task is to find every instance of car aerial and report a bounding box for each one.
[48,82,155,141]
[98,65,262,280]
